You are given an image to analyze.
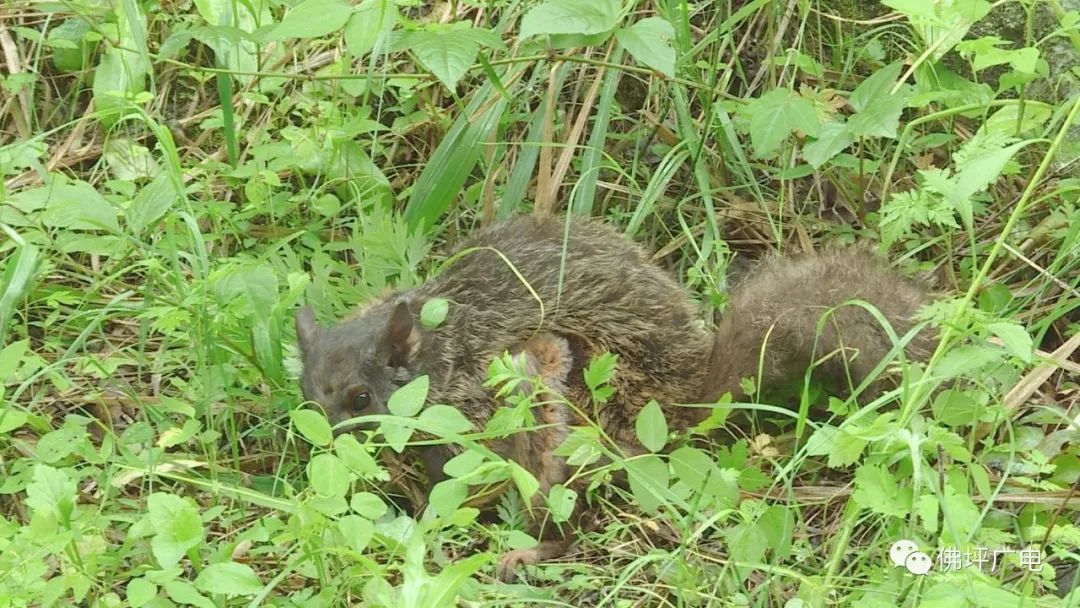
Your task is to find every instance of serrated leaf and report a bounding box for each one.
[520,0,620,39]
[851,464,910,518]
[420,298,449,329]
[290,409,333,447]
[193,562,263,597]
[615,17,674,77]
[744,88,820,158]
[387,375,429,417]
[635,400,668,452]
[269,0,353,40]
[147,493,204,569]
[25,464,76,521]
[308,453,352,497]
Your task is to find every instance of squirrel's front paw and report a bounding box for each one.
[496,547,540,583]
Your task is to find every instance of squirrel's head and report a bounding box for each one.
[295,300,422,432]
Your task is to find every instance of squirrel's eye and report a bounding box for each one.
[351,391,372,411]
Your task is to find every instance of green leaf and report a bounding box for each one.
[193,562,263,597]
[509,462,540,501]
[91,6,149,127]
[626,454,670,515]
[350,491,388,519]
[344,0,398,58]
[290,409,333,447]
[420,298,449,329]
[802,120,854,168]
[583,352,618,403]
[125,578,158,608]
[8,181,121,232]
[418,404,474,435]
[147,493,204,569]
[635,400,668,453]
[670,447,738,507]
[269,0,353,40]
[743,88,820,158]
[848,61,904,113]
[0,242,40,346]
[425,553,491,607]
[724,521,768,583]
[380,420,414,452]
[337,514,374,553]
[882,0,992,61]
[210,262,278,321]
[128,173,178,235]
[388,375,429,417]
[615,17,674,77]
[851,464,910,518]
[429,479,468,518]
[334,434,389,481]
[546,484,577,523]
[308,453,352,497]
[931,389,983,428]
[986,321,1034,363]
[25,464,76,522]
[0,338,28,384]
[397,24,500,91]
[162,581,215,608]
[520,0,621,39]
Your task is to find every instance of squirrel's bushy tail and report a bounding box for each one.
[700,248,934,403]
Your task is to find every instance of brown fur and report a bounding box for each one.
[296,214,713,580]
[698,247,933,405]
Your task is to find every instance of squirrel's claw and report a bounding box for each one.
[496,547,539,583]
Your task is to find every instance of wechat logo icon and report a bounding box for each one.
[890,539,932,575]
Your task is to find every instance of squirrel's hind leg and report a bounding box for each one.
[495,333,579,582]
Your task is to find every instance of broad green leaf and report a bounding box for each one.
[418,404,474,434]
[380,420,414,452]
[49,19,94,72]
[92,5,149,127]
[429,479,468,518]
[388,375,429,417]
[425,553,491,607]
[509,462,540,501]
[882,0,991,61]
[344,0,399,58]
[420,298,449,329]
[396,24,501,91]
[127,173,177,235]
[547,484,577,523]
[269,0,353,40]
[935,344,1005,379]
[848,61,904,113]
[520,0,621,39]
[951,141,1032,207]
[337,514,374,553]
[986,321,1034,363]
[210,262,277,321]
[25,464,76,522]
[290,409,333,447]
[308,453,352,497]
[147,493,204,569]
[634,400,668,453]
[802,120,854,168]
[193,562,263,597]
[626,454,670,515]
[0,338,28,383]
[931,389,982,427]
[615,17,674,77]
[758,505,794,559]
[163,581,215,608]
[7,181,120,232]
[724,521,768,583]
[744,88,820,158]
[125,578,157,608]
[350,491,387,519]
[670,446,738,507]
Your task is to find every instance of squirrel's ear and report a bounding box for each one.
[296,305,318,356]
[381,301,419,367]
